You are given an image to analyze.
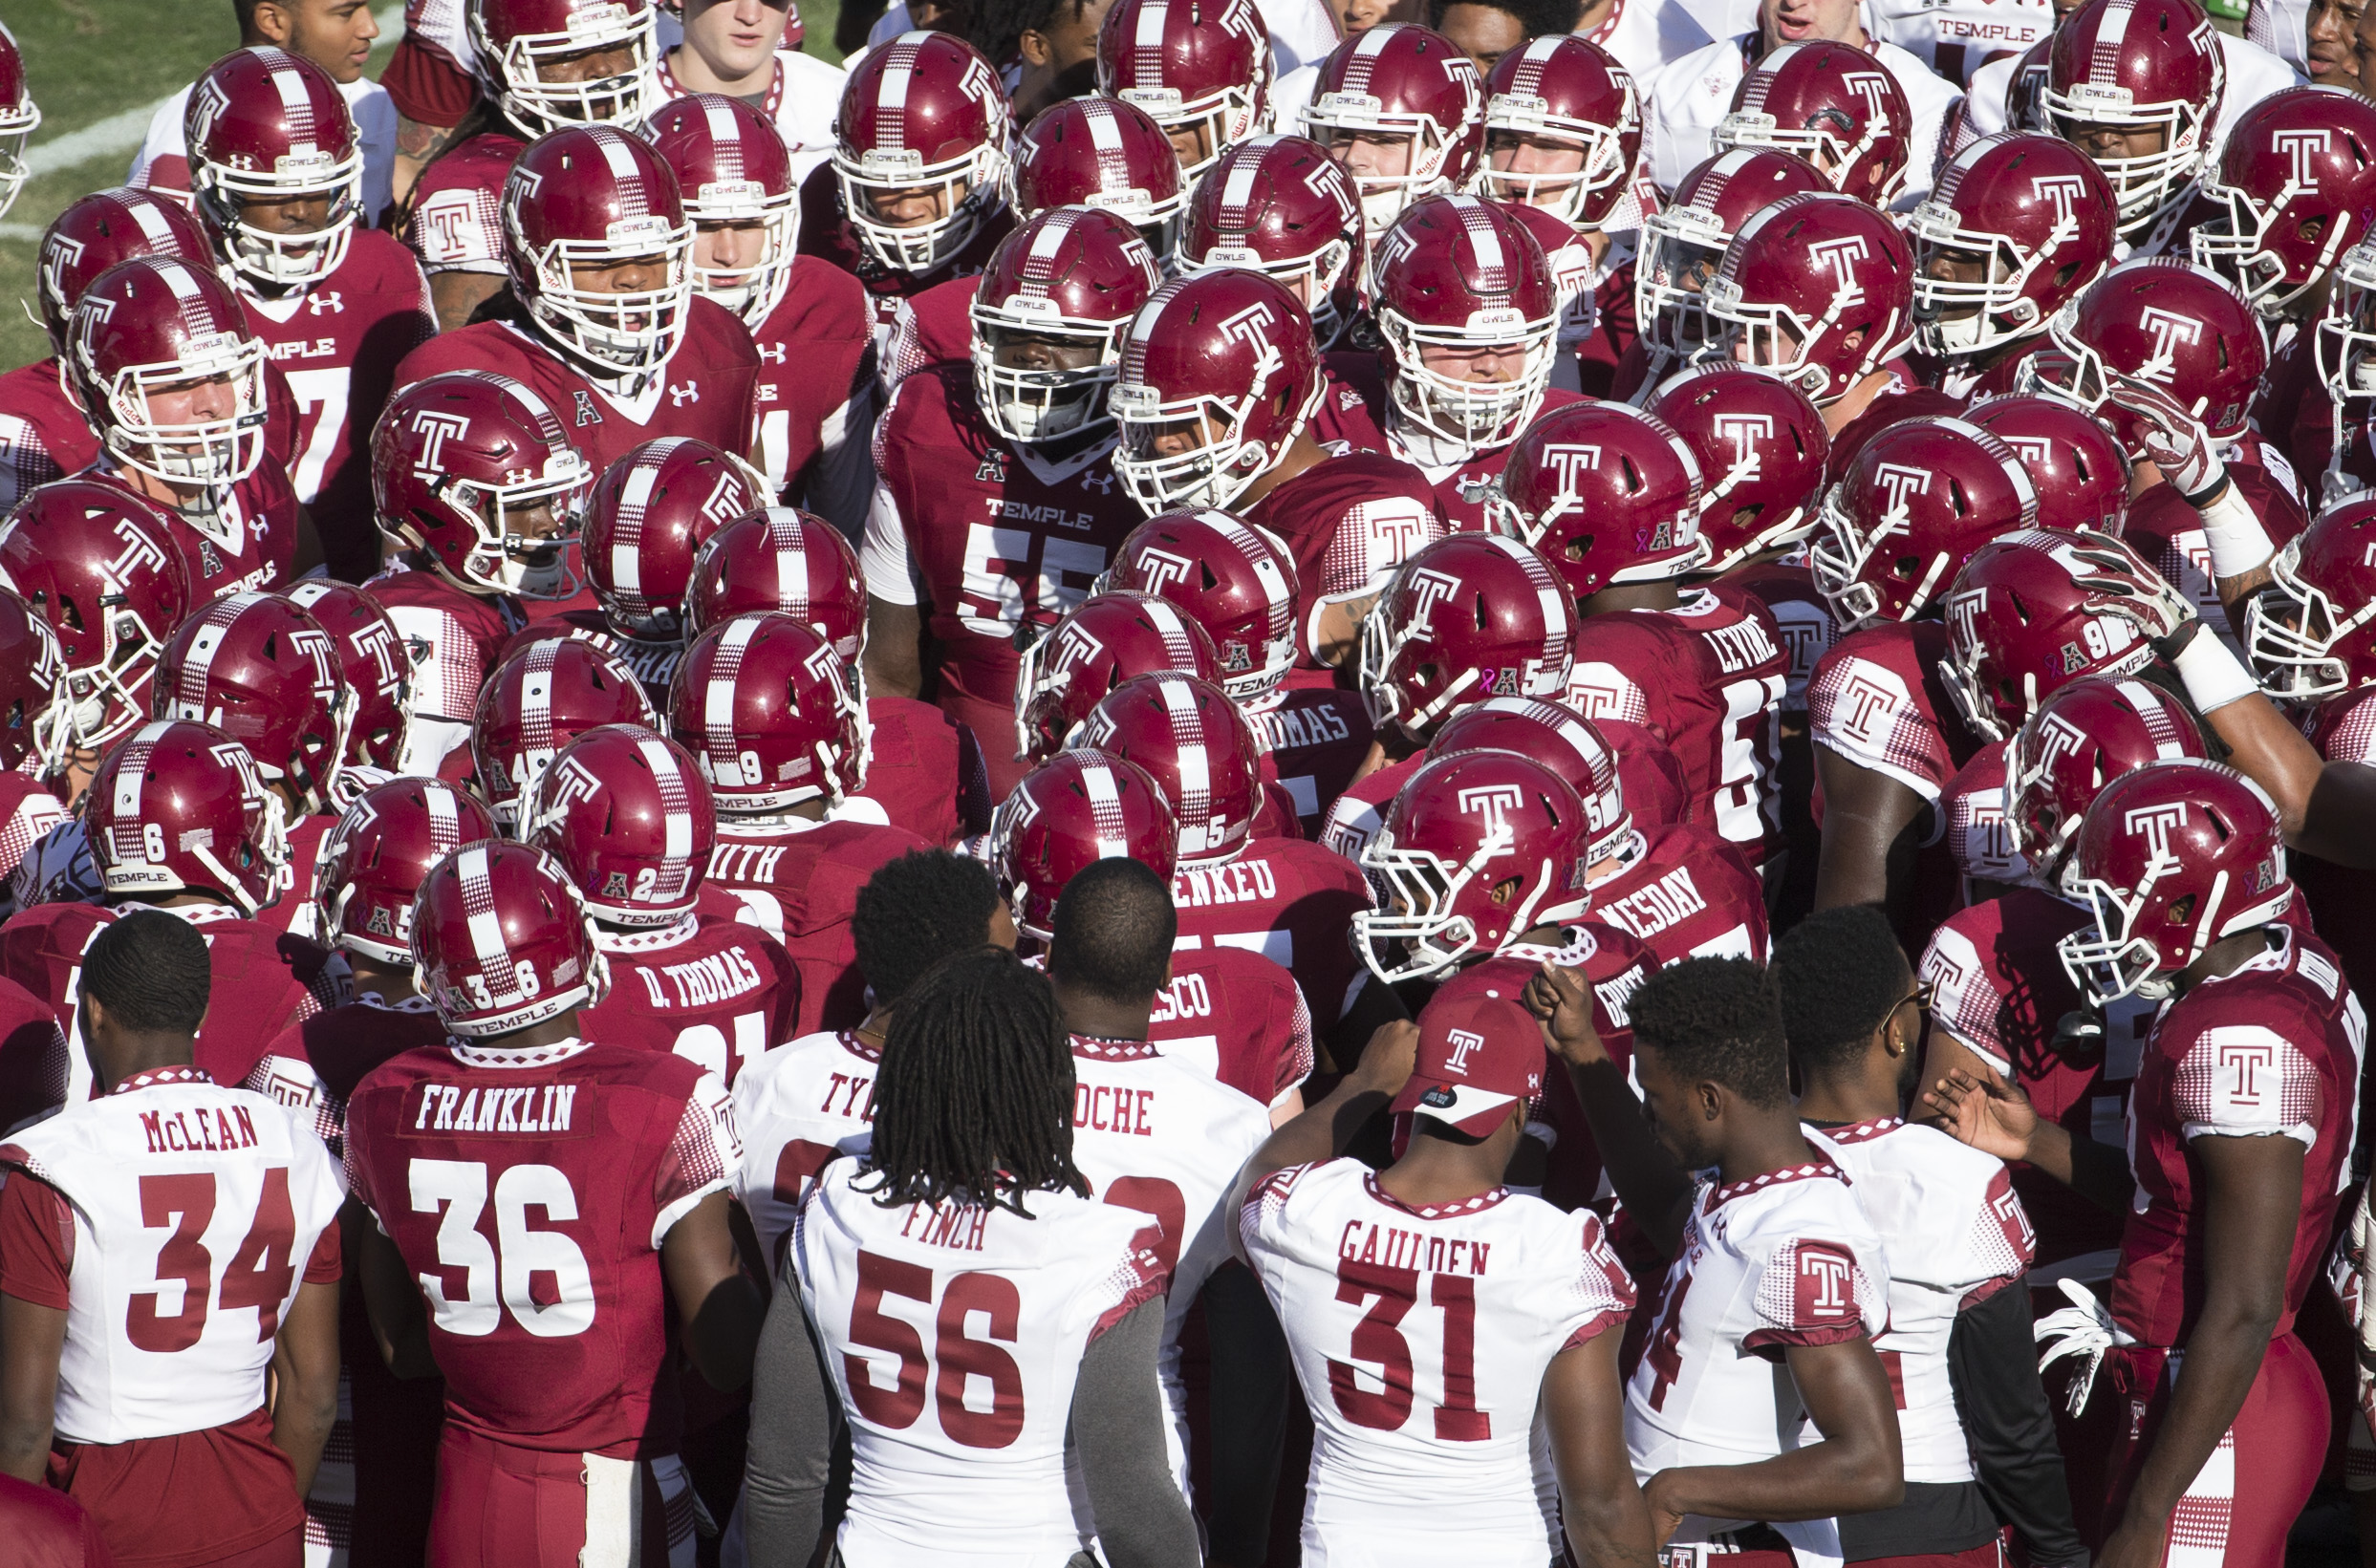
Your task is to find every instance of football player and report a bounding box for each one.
[282,577,416,776]
[2195,87,2376,331]
[1299,24,1487,237]
[654,0,848,186]
[0,591,67,912]
[1172,133,1369,362]
[1710,39,1926,205]
[470,637,655,829]
[1356,531,1579,759]
[1096,0,1274,184]
[0,22,36,222]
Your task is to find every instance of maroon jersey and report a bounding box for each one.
[1941,738,2023,894]
[0,972,68,1141]
[747,257,874,493]
[261,811,339,941]
[2114,926,2365,1345]
[1149,943,1316,1113]
[1317,752,1414,866]
[75,457,302,602]
[795,162,1013,333]
[244,992,449,1157]
[1171,838,1375,1030]
[1566,610,1752,852]
[0,771,69,898]
[1246,687,1374,838]
[343,1037,740,1456]
[369,566,595,773]
[390,298,761,479]
[2126,467,2309,651]
[1668,585,1786,866]
[2291,688,2376,1051]
[1324,354,1586,531]
[880,273,976,391]
[1307,365,1392,454]
[705,817,931,1039]
[1588,822,1770,967]
[1725,558,1836,716]
[1242,451,1445,669]
[581,913,802,1088]
[1825,385,1966,483]
[496,612,680,716]
[855,694,993,848]
[0,359,97,515]
[400,129,526,281]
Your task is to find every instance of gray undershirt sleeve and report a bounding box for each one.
[1070,1298,1203,1568]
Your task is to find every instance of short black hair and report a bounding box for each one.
[1773,904,1911,1078]
[1629,956,1789,1108]
[1047,858,1177,1005]
[81,911,211,1036]
[1426,0,1588,39]
[967,0,1090,71]
[852,851,1005,1006]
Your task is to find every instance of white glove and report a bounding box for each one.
[2065,526,2196,640]
[2106,376,2226,500]
[2034,1277,2137,1417]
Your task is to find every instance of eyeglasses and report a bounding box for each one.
[1893,980,1934,1020]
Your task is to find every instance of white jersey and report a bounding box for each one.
[658,48,845,186]
[0,1066,345,1445]
[1586,0,1720,85]
[1860,0,2050,89]
[131,76,400,226]
[1811,1118,2033,1484]
[794,1157,1169,1568]
[729,1027,880,1266]
[1239,1158,1637,1568]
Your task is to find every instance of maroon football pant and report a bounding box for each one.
[48,1406,304,1568]
[427,1427,693,1568]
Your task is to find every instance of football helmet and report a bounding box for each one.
[468,0,659,135]
[1372,193,1561,449]
[0,480,191,772]
[503,125,695,378]
[1353,748,1595,982]
[1014,591,1220,763]
[1812,416,2039,627]
[2245,496,2376,698]
[642,92,800,327]
[66,256,270,487]
[2042,0,2225,230]
[2006,673,2205,882]
[1480,34,1640,230]
[1299,24,1485,234]
[1636,149,1828,356]
[0,20,38,220]
[2192,86,2376,318]
[371,371,594,599]
[2321,239,2376,397]
[682,506,866,662]
[971,205,1165,445]
[583,437,758,639]
[526,722,716,927]
[1646,363,1831,569]
[1938,528,2167,741]
[1909,133,2118,360]
[1486,399,1708,597]
[85,720,286,915]
[282,580,414,772]
[316,777,499,963]
[1074,671,1262,866]
[1715,40,1912,203]
[1964,394,2131,535]
[1008,97,1186,254]
[0,588,59,773]
[2025,258,2266,452]
[669,612,869,812]
[412,839,612,1035]
[1173,133,1364,346]
[2057,759,2289,1003]
[35,188,211,354]
[1093,508,1300,701]
[1110,269,1326,513]
[1701,192,1915,405]
[1359,533,1579,741]
[831,31,1010,275]
[185,48,363,290]
[991,748,1180,940]
[1095,0,1272,185]
[473,636,657,830]
[1428,695,1635,867]
[154,591,355,814]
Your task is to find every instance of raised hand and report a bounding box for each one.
[1921,1065,2041,1164]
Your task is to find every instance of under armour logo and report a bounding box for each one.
[1078,467,1117,496]
[1443,1027,1485,1076]
[1872,462,1931,522]
[668,382,700,407]
[407,409,473,475]
[2123,800,2190,860]
[1807,235,1871,304]
[2273,129,2332,184]
[1455,783,1527,841]
[2029,174,2091,226]
[572,390,602,426]
[1712,413,1772,477]
[1538,443,1604,497]
[1403,566,1466,626]
[756,342,787,364]
[2135,308,2203,381]
[306,291,344,315]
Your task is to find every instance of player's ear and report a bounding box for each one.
[1695,1080,1724,1124]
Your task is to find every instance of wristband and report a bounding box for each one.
[2193,479,2278,581]
[2170,624,2260,714]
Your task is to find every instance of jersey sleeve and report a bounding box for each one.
[1742,1235,1886,1353]
[2170,1023,2325,1145]
[1275,985,1317,1106]
[858,480,919,607]
[406,173,507,275]
[1807,646,1957,801]
[1563,1211,1639,1348]
[1234,1160,1316,1269]
[2316,689,2376,765]
[0,1169,75,1310]
[1955,1166,2036,1309]
[1564,656,1657,728]
[1918,918,2015,1076]
[653,1069,742,1248]
[302,1213,343,1285]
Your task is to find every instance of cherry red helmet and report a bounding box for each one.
[2006,672,2205,883]
[154,591,355,813]
[1074,671,1262,866]
[682,505,866,662]
[2027,258,2267,451]
[504,125,694,377]
[971,205,1165,445]
[1636,149,1828,355]
[1014,591,1220,763]
[668,612,868,812]
[1703,192,1915,406]
[411,839,612,1035]
[35,187,211,354]
[1488,399,1708,597]
[1427,695,1634,866]
[0,479,191,773]
[469,0,659,135]
[2058,759,2288,1003]
[1812,416,2040,628]
[2043,0,2225,231]
[1716,40,1912,203]
[1174,133,1364,345]
[1093,508,1299,700]
[2245,495,2376,698]
[991,748,1180,939]
[1352,748,1594,982]
[0,587,59,772]
[832,31,1010,275]
[2192,86,2376,319]
[1909,132,2118,360]
[85,720,286,915]
[1008,97,1185,253]
[185,48,363,289]
[1111,269,1326,513]
[1359,533,1579,742]
[372,371,594,598]
[1480,34,1641,230]
[282,580,414,772]
[1646,363,1830,569]
[642,93,801,327]
[1372,193,1561,448]
[1298,24,1485,234]
[1095,0,1272,185]
[0,20,39,219]
[473,637,657,830]
[1964,394,2130,535]
[583,437,759,639]
[526,722,716,927]
[1939,528,2166,741]
[67,255,270,488]
[316,777,500,962]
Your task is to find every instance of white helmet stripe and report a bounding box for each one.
[426,781,462,853]
[1080,756,1129,857]
[637,734,697,862]
[454,843,516,993]
[705,614,763,783]
[612,464,660,597]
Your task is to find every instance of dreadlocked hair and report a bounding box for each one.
[862,945,1090,1215]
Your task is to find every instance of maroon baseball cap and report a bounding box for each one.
[1392,987,1545,1136]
